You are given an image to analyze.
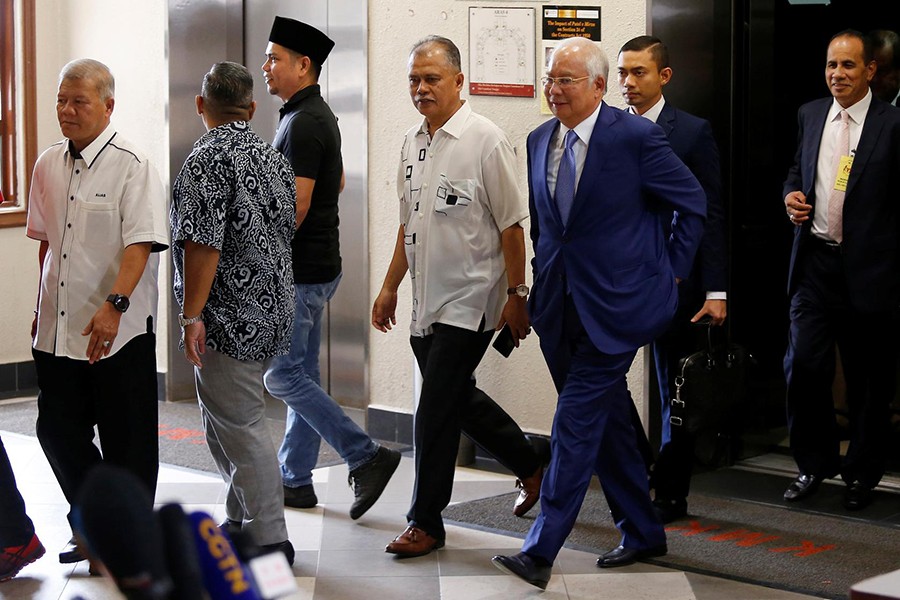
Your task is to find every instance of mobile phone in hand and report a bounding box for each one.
[492,324,516,357]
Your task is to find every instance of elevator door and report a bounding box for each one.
[167,0,369,410]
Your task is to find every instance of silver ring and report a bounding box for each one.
[102,340,111,347]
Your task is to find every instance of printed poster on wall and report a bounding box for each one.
[540,6,602,113]
[468,7,536,98]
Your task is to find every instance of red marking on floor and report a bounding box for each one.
[667,520,838,557]
[666,520,721,536]
[707,529,780,547]
[769,541,838,557]
[158,424,206,445]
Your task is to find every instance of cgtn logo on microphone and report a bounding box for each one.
[190,512,258,598]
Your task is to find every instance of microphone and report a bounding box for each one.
[74,464,173,599]
[187,511,261,599]
[157,504,206,600]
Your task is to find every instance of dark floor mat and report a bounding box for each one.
[443,469,900,599]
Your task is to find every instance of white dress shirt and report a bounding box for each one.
[546,102,602,198]
[812,90,871,240]
[398,101,527,336]
[27,125,169,359]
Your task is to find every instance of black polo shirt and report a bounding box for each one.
[274,84,343,284]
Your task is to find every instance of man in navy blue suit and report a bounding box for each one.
[617,35,727,524]
[492,37,706,589]
[783,30,900,511]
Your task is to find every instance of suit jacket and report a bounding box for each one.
[784,96,900,313]
[657,103,726,295]
[527,101,707,356]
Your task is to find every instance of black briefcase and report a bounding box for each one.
[670,324,754,463]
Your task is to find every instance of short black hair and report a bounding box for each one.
[619,35,670,70]
[201,61,253,117]
[830,29,875,64]
[870,29,900,69]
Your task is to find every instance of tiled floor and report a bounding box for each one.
[0,430,826,600]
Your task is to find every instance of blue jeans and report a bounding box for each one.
[264,274,377,487]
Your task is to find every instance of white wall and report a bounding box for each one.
[2,0,650,436]
[366,0,649,434]
[0,0,169,369]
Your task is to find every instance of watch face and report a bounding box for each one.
[113,295,129,312]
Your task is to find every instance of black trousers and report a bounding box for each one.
[407,323,540,540]
[0,435,35,546]
[34,333,159,522]
[784,241,897,487]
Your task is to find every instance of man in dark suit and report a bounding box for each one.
[617,35,727,524]
[491,37,706,590]
[783,30,900,511]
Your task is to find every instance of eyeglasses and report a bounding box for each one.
[541,75,590,88]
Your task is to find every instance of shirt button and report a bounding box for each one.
[60,282,64,287]
[69,196,74,201]
[60,311,65,316]
[67,223,72,228]
[63,254,67,259]
[423,183,428,189]
[418,213,424,218]
[75,169,80,174]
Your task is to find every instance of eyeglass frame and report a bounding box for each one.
[540,75,591,88]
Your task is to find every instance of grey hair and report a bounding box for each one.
[410,35,462,72]
[202,61,254,114]
[552,37,608,89]
[59,59,115,101]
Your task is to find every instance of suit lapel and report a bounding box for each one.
[805,100,830,199]
[845,99,886,199]
[533,121,562,228]
[569,102,618,223]
[658,103,676,138]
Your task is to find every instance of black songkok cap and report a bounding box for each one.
[268,16,335,65]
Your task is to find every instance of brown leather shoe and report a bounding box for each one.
[385,526,444,558]
[513,466,543,517]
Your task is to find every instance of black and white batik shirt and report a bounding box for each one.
[171,121,296,361]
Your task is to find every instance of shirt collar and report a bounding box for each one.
[67,124,116,167]
[558,101,602,147]
[829,88,872,126]
[196,121,250,146]
[417,100,471,140]
[280,84,321,117]
[629,95,666,123]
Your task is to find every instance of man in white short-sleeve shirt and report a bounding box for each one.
[372,35,545,558]
[25,59,168,565]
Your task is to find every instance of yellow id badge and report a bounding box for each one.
[834,155,853,192]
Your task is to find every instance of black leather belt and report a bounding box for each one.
[809,235,841,253]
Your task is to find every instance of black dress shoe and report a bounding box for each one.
[260,540,295,567]
[843,482,874,511]
[596,544,667,568]
[348,446,402,520]
[783,474,822,502]
[491,552,551,590]
[219,519,242,537]
[58,538,84,564]
[652,497,687,524]
[283,484,318,509]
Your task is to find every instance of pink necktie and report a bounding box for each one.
[827,109,850,243]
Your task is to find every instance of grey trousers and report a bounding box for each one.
[194,348,288,546]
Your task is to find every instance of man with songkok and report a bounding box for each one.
[262,16,402,519]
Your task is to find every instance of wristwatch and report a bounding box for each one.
[178,313,203,328]
[507,284,529,298]
[106,294,130,313]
